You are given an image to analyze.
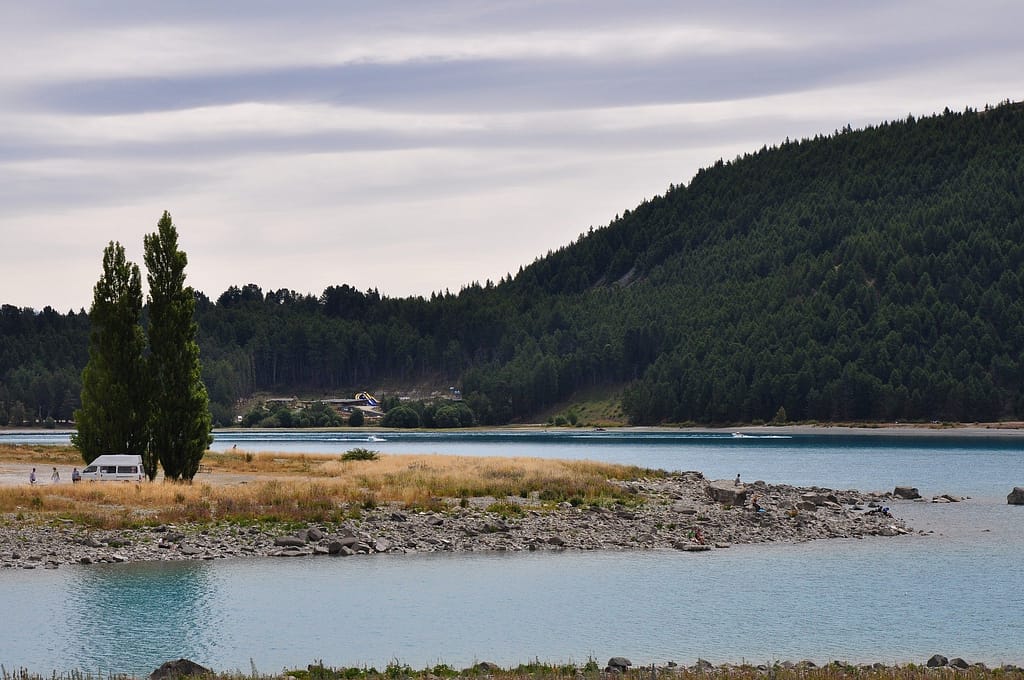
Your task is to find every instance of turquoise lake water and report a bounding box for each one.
[1,430,1022,674]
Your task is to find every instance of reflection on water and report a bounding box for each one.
[64,562,221,672]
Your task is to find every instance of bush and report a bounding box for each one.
[341,447,379,461]
[348,409,365,427]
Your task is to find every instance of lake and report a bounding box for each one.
[1,429,1023,675]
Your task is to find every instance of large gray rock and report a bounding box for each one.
[1007,487,1024,505]
[893,486,921,500]
[607,657,632,673]
[149,658,211,680]
[706,480,747,506]
[926,655,948,667]
[273,535,306,547]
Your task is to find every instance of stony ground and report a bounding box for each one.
[0,471,923,569]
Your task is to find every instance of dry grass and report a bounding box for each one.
[0,444,83,464]
[0,445,652,528]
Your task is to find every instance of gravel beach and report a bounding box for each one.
[1,469,919,569]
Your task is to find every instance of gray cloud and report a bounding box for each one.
[2,1,1023,310]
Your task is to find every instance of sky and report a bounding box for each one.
[2,2,1022,312]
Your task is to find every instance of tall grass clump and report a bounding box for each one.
[342,448,379,461]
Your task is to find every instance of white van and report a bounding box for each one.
[80,454,145,481]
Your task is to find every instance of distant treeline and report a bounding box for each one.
[3,101,1024,426]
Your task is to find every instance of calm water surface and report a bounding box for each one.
[2,430,1022,674]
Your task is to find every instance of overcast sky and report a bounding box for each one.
[2,1,1022,311]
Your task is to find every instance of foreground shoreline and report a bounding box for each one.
[9,655,1024,680]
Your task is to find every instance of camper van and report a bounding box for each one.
[79,454,145,481]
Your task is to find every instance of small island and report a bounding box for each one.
[1,445,913,569]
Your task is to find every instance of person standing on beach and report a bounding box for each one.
[51,467,60,483]
[30,468,36,484]
[72,467,81,483]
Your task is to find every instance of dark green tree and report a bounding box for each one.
[381,404,420,428]
[144,211,213,481]
[71,242,150,465]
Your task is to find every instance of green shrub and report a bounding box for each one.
[485,501,524,518]
[342,447,379,461]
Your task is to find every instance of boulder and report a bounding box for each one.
[893,486,921,500]
[950,658,970,669]
[272,547,310,557]
[273,536,306,547]
[926,655,948,668]
[474,662,500,673]
[607,657,632,673]
[706,480,747,506]
[306,527,325,542]
[1007,487,1024,505]
[334,535,360,548]
[149,658,212,680]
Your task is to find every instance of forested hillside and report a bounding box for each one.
[3,101,1024,426]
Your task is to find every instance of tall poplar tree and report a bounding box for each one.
[144,211,212,481]
[71,242,149,464]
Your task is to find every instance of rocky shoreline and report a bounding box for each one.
[139,654,1023,680]
[0,471,930,569]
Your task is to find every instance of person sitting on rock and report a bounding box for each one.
[750,495,762,513]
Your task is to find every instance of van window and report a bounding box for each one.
[101,466,117,474]
[83,465,97,473]
[117,466,138,474]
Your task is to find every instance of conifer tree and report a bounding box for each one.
[71,242,149,464]
[144,211,212,480]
